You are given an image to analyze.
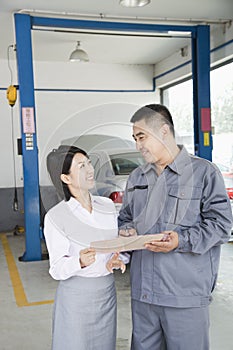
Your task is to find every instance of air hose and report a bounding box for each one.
[7,44,18,211]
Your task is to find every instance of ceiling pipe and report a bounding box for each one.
[16,9,231,26]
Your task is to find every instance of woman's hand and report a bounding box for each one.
[106,253,126,274]
[79,248,96,268]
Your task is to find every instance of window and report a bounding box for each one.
[161,61,233,171]
[110,152,144,175]
[211,62,233,171]
[162,79,194,154]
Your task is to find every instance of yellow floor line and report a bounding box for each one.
[0,234,54,307]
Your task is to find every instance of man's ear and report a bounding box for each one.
[60,173,71,185]
[161,123,170,138]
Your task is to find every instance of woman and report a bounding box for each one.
[44,145,127,350]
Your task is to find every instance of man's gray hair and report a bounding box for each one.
[131,104,175,136]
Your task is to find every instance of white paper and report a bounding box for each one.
[90,234,165,253]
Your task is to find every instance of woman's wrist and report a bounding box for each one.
[79,258,86,268]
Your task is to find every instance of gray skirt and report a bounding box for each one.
[52,274,116,350]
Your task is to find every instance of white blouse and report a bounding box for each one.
[44,195,128,280]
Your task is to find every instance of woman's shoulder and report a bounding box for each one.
[92,195,115,209]
[45,200,67,218]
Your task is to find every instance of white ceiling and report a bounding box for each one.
[0,0,232,64]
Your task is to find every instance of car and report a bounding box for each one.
[61,134,136,153]
[88,148,144,212]
[221,170,233,200]
[214,162,231,173]
[221,173,233,241]
[215,162,233,241]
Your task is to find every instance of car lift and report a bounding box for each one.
[14,13,212,261]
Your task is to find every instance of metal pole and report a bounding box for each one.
[192,25,212,160]
[14,13,42,261]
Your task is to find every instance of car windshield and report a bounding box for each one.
[215,163,231,172]
[110,152,144,175]
[223,177,233,188]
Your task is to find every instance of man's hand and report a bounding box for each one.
[119,227,137,237]
[144,231,179,253]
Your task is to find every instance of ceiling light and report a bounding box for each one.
[69,41,89,62]
[119,0,151,7]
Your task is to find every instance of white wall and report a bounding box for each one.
[0,60,157,187]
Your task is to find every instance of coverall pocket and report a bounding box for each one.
[168,186,202,226]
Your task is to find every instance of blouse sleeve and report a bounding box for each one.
[119,252,131,264]
[44,214,83,280]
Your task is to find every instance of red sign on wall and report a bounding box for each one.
[201,108,211,132]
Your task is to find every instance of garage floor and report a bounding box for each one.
[0,232,233,350]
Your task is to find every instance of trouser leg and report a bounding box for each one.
[130,299,209,350]
[161,305,210,350]
[130,299,166,350]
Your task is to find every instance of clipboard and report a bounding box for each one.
[90,234,165,253]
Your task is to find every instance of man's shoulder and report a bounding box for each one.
[189,154,219,172]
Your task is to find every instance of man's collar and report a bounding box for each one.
[167,145,191,175]
[141,145,191,175]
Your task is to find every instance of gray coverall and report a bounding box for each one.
[118,145,233,350]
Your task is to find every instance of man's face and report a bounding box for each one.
[132,119,165,164]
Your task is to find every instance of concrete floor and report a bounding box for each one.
[0,232,232,350]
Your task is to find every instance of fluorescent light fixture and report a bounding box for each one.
[69,41,89,62]
[119,0,151,7]
[168,31,191,36]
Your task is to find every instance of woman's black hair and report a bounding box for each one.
[46,145,88,201]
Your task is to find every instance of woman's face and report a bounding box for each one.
[62,153,95,192]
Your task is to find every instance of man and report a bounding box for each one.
[118,104,233,350]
